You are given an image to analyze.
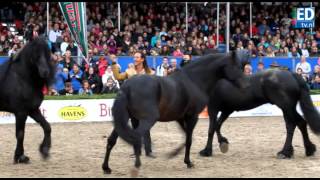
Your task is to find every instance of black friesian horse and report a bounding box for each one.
[199,69,320,159]
[0,37,55,163]
[102,52,247,175]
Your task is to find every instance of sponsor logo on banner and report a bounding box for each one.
[292,7,315,28]
[58,106,87,120]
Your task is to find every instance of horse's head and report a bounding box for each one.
[217,50,249,89]
[16,37,55,85]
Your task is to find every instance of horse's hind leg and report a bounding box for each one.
[177,115,199,168]
[277,111,296,159]
[14,112,29,164]
[29,109,51,159]
[131,117,155,158]
[102,129,118,174]
[293,111,316,156]
[199,108,218,157]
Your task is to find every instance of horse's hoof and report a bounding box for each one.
[14,155,30,164]
[130,167,139,177]
[306,144,316,157]
[199,148,212,157]
[103,167,112,174]
[219,142,229,153]
[276,152,293,159]
[40,146,50,160]
[146,153,157,159]
[187,162,195,168]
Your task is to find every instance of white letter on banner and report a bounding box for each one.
[297,8,305,20]
[305,8,315,21]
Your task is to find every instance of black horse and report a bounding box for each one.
[0,37,55,163]
[102,51,247,175]
[199,69,320,159]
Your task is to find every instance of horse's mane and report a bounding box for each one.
[9,37,56,86]
[182,52,233,72]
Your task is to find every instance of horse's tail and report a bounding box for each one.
[293,73,320,134]
[112,89,140,145]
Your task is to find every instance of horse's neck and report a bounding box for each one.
[182,64,218,93]
[11,61,45,87]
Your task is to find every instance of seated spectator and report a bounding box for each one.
[52,64,68,94]
[102,65,120,89]
[309,46,320,57]
[288,46,301,58]
[83,66,102,94]
[60,50,76,71]
[101,77,119,94]
[8,44,18,57]
[98,53,109,77]
[69,64,83,94]
[58,82,75,96]
[60,36,70,56]
[295,55,311,81]
[66,40,78,56]
[300,43,310,57]
[78,80,93,95]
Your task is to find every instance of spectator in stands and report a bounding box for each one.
[8,44,18,57]
[309,46,320,57]
[78,80,93,96]
[156,56,170,77]
[60,50,76,71]
[97,53,109,77]
[101,76,119,94]
[102,64,120,89]
[310,65,320,89]
[288,46,301,58]
[83,66,102,94]
[81,49,98,73]
[244,64,253,76]
[111,51,154,81]
[172,46,184,57]
[256,61,265,73]
[52,63,68,95]
[167,58,179,75]
[69,64,83,94]
[60,36,70,56]
[295,55,311,81]
[296,67,308,82]
[66,40,78,56]
[180,54,192,67]
[48,23,62,53]
[58,82,74,96]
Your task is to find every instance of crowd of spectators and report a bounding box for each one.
[1,2,320,93]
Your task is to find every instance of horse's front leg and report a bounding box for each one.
[29,109,51,159]
[14,112,29,164]
[215,111,232,154]
[200,107,218,157]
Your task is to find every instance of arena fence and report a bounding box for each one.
[1,56,319,73]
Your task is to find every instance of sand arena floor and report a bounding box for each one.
[0,116,320,178]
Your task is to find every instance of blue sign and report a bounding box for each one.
[295,7,315,28]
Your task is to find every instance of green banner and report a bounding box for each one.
[59,2,88,58]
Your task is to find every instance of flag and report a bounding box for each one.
[59,2,88,59]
